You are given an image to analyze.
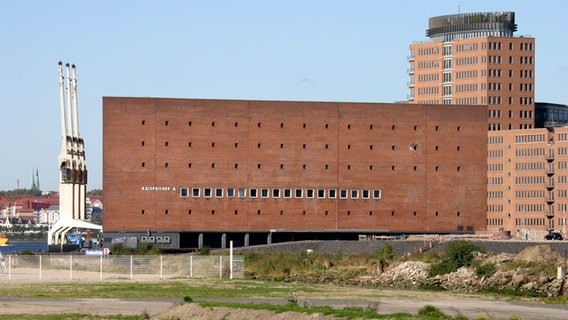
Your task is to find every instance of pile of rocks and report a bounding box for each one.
[363,244,568,297]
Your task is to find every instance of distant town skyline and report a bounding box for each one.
[1,0,567,191]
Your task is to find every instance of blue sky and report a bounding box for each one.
[1,0,567,192]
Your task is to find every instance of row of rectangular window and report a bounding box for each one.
[144,120,462,132]
[179,187,382,200]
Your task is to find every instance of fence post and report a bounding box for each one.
[190,255,193,278]
[230,241,233,280]
[130,255,133,280]
[7,254,11,281]
[69,255,73,280]
[160,255,163,279]
[39,255,42,280]
[99,255,103,281]
[219,256,222,278]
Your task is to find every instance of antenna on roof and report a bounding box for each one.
[457,1,461,14]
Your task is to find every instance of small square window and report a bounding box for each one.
[141,162,146,167]
[284,189,292,198]
[362,189,370,199]
[180,187,189,197]
[141,120,145,125]
[215,188,223,198]
[165,120,169,126]
[250,188,258,198]
[165,162,169,168]
[261,188,269,198]
[328,189,337,199]
[272,188,281,198]
[306,189,314,198]
[203,188,212,198]
[339,189,348,199]
[227,188,235,198]
[237,188,246,198]
[141,141,145,146]
[351,189,359,199]
[295,189,303,198]
[165,141,169,146]
[317,189,325,199]
[192,188,200,197]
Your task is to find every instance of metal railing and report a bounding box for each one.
[0,254,244,282]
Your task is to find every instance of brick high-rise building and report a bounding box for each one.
[408,12,535,131]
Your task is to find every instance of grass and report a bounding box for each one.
[198,301,443,319]
[0,279,318,300]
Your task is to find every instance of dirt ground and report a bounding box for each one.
[2,245,568,319]
[1,288,568,320]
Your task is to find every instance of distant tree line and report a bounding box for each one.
[0,188,102,198]
[0,188,43,198]
[88,189,103,196]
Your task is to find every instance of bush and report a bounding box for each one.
[375,243,394,262]
[110,243,162,255]
[417,305,450,319]
[429,240,484,276]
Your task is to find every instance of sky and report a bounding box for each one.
[1,0,567,192]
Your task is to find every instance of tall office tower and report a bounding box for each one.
[408,12,535,131]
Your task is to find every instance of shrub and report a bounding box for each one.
[417,305,450,319]
[429,240,484,276]
[375,243,394,262]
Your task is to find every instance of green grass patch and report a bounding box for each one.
[0,279,318,300]
[198,301,415,319]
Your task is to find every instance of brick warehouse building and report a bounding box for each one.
[103,97,487,249]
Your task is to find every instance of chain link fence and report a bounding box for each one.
[0,254,244,282]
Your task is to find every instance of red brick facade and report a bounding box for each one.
[103,98,487,246]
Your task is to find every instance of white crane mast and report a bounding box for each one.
[48,62,101,246]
